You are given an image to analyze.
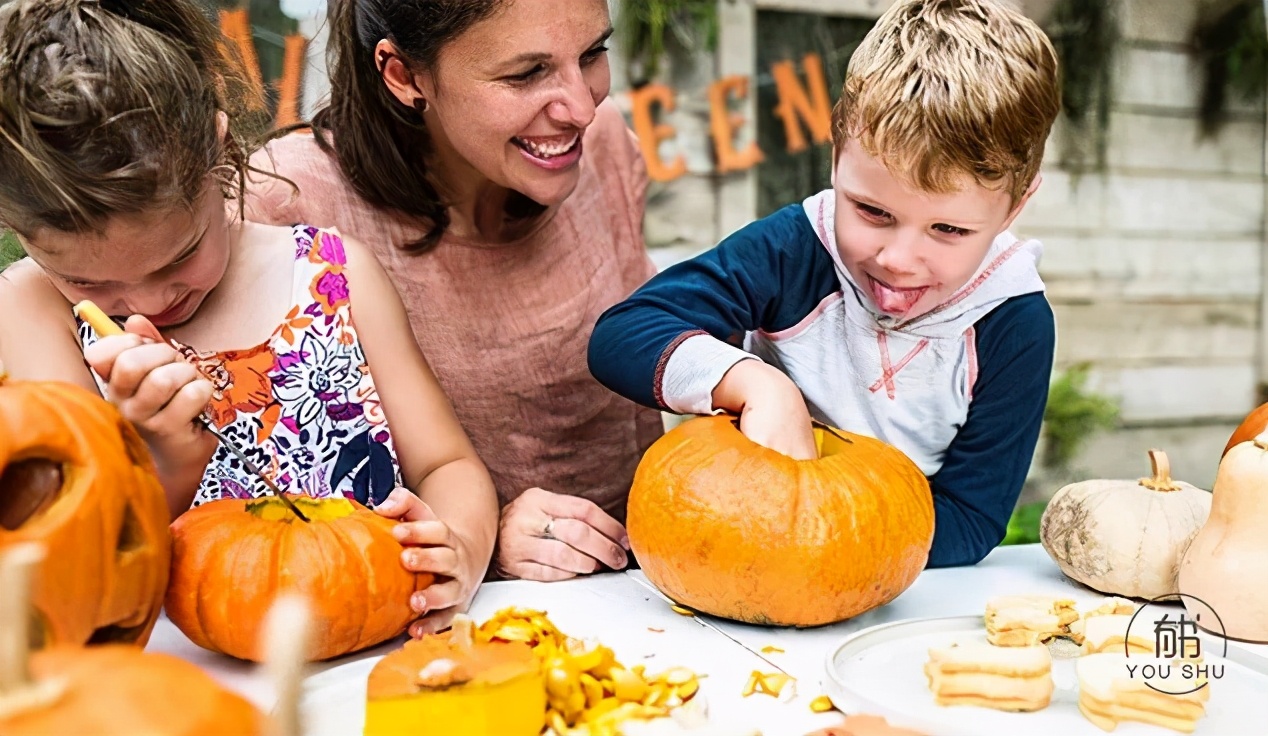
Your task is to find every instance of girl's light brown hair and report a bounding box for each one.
[0,0,262,238]
[312,0,507,252]
[831,0,1061,203]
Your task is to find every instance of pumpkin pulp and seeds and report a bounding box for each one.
[480,608,704,736]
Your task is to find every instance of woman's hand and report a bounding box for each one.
[495,487,629,582]
[375,488,487,637]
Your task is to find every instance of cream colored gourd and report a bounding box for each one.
[1040,450,1211,599]
[1178,432,1268,643]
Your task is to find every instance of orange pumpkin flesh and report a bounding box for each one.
[1223,402,1268,457]
[1,645,265,735]
[0,376,170,647]
[628,416,934,626]
[365,620,545,736]
[166,495,432,661]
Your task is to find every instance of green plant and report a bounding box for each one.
[1042,363,1120,470]
[1,230,23,269]
[1044,0,1120,173]
[1002,364,1121,547]
[1002,501,1047,546]
[616,0,718,87]
[1193,0,1267,137]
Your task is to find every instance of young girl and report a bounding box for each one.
[0,0,497,636]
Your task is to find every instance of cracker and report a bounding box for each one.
[1076,653,1209,732]
[925,642,1053,712]
[984,595,1078,646]
[1080,614,1156,655]
[1068,598,1139,644]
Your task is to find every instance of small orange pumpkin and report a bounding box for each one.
[365,615,545,736]
[627,416,934,626]
[166,495,432,661]
[0,372,169,647]
[1223,402,1268,457]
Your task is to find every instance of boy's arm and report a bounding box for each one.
[588,205,838,415]
[926,293,1056,568]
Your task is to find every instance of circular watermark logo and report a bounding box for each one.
[1124,593,1228,696]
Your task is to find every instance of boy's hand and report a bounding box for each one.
[82,315,214,449]
[375,488,487,638]
[714,359,818,460]
[494,487,629,582]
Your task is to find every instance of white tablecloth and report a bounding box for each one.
[144,544,1268,734]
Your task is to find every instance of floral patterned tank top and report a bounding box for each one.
[79,225,402,509]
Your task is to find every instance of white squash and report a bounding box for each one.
[1040,450,1211,599]
[1178,432,1268,643]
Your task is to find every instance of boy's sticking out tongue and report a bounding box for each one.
[866,275,928,316]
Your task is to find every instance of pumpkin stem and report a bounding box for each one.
[262,594,311,736]
[1139,449,1181,492]
[0,543,65,718]
[450,615,474,651]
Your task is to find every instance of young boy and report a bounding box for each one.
[589,0,1061,568]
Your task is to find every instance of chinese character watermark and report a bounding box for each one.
[1153,612,1202,659]
[1124,594,1229,696]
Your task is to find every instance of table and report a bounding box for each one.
[145,544,1268,734]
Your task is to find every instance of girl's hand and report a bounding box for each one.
[82,315,215,452]
[375,488,485,638]
[494,487,629,582]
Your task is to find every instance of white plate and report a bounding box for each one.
[821,615,1268,736]
[299,657,379,736]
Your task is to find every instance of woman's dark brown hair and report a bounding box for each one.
[312,0,506,251]
[0,0,262,237]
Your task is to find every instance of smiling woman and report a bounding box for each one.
[246,0,663,583]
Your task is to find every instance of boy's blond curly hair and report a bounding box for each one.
[831,0,1060,203]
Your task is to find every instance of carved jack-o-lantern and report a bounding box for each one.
[0,371,170,647]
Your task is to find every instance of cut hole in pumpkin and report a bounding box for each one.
[727,417,852,460]
[115,503,146,556]
[0,458,65,530]
[86,622,150,645]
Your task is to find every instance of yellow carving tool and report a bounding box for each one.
[73,300,310,522]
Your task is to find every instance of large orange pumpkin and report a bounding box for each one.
[3,645,267,734]
[627,416,934,626]
[166,495,432,661]
[0,372,169,647]
[0,543,265,735]
[1223,402,1268,457]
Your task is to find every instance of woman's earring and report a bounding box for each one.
[414,98,430,114]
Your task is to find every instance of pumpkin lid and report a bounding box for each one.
[367,617,538,698]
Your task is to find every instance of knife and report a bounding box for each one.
[630,575,793,679]
[74,300,310,522]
